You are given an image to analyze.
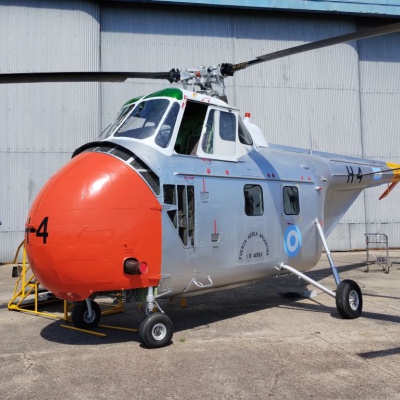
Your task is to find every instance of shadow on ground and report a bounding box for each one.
[37,258,398,347]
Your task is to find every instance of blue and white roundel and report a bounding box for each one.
[284,225,302,257]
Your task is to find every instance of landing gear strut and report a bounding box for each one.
[71,299,101,329]
[139,286,174,348]
[278,219,363,319]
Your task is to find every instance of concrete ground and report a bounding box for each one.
[1,250,400,400]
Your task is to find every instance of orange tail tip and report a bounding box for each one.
[387,162,400,182]
[379,181,399,200]
[379,162,400,200]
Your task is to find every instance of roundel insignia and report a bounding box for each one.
[284,225,302,257]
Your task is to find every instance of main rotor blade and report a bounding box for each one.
[0,71,173,84]
[231,22,400,72]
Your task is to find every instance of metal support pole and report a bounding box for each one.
[315,218,341,286]
[278,264,336,298]
[21,247,27,297]
[146,286,155,314]
[85,298,94,319]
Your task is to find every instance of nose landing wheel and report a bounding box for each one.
[71,300,101,329]
[139,313,174,348]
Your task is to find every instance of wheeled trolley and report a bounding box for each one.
[364,233,391,273]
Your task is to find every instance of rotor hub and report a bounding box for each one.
[169,65,227,97]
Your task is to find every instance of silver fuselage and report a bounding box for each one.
[80,88,396,299]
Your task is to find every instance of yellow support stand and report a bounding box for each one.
[60,324,108,337]
[8,242,125,322]
[8,241,60,319]
[7,242,136,338]
[10,240,24,277]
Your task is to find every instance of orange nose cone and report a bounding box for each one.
[26,151,162,300]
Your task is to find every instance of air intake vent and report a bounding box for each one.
[97,145,114,153]
[110,147,132,161]
[163,184,195,247]
[78,142,160,196]
[140,171,160,195]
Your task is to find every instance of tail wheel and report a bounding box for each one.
[71,300,101,329]
[336,279,363,319]
[139,313,174,348]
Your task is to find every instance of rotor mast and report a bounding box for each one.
[167,66,227,97]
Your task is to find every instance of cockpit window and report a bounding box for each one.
[114,99,170,140]
[238,117,253,146]
[219,112,236,142]
[155,102,180,148]
[98,103,135,140]
[201,109,236,156]
[201,109,215,154]
[174,100,208,155]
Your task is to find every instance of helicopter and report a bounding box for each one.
[2,22,400,348]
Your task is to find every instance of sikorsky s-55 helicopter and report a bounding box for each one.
[2,22,400,348]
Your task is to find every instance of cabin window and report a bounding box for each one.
[244,184,263,216]
[114,99,170,140]
[283,186,300,215]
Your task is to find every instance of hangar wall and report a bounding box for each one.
[1,0,399,260]
[0,1,101,261]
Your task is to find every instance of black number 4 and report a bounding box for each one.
[36,217,49,244]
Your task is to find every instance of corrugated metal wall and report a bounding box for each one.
[0,1,101,260]
[1,1,399,260]
[358,31,400,250]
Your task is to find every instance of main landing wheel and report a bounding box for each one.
[336,279,363,319]
[139,313,174,349]
[71,300,101,329]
